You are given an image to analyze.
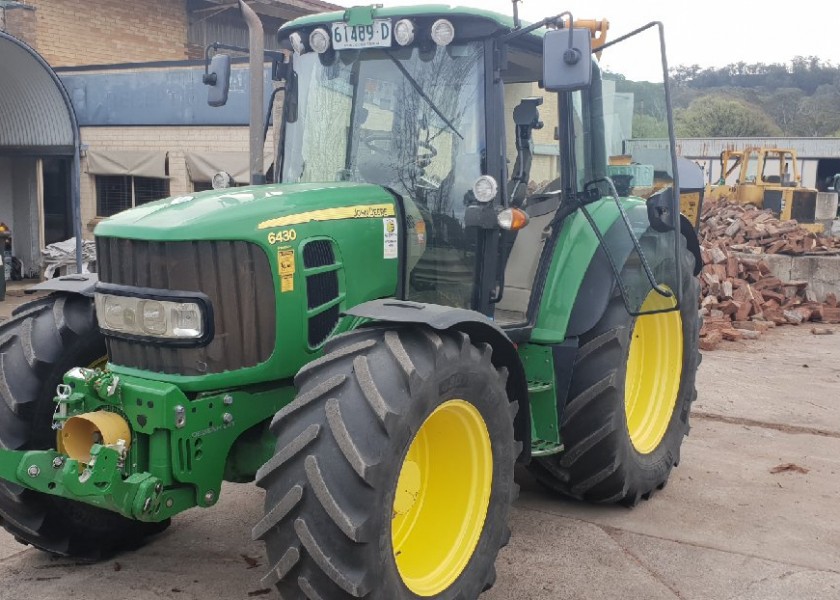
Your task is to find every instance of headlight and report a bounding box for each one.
[394,19,415,46]
[309,28,330,54]
[430,19,455,46]
[212,171,233,189]
[472,175,498,203]
[95,291,210,342]
[289,32,306,55]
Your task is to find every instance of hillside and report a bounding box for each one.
[668,57,840,138]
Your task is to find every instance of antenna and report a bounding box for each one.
[512,0,522,29]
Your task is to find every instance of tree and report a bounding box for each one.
[792,83,840,136]
[632,114,669,138]
[675,96,782,137]
[761,88,805,135]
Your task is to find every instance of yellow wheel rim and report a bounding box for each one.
[391,399,493,596]
[625,290,683,454]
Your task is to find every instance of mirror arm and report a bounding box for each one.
[202,42,285,84]
[500,11,573,44]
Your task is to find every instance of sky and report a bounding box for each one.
[331,0,840,81]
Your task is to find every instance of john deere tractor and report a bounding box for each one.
[0,3,700,598]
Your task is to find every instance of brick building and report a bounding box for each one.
[0,0,336,275]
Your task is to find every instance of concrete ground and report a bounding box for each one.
[0,294,838,599]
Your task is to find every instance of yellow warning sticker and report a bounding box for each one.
[278,248,295,293]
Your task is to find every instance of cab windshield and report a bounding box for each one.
[282,42,486,308]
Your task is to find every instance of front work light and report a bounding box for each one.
[212,171,234,189]
[309,28,331,54]
[472,175,498,203]
[430,19,455,46]
[289,32,306,55]
[394,19,416,46]
[95,293,208,340]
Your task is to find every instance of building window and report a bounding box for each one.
[192,180,250,193]
[96,176,170,217]
[135,177,170,205]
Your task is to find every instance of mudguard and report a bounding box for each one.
[27,273,98,297]
[532,200,700,344]
[345,299,531,461]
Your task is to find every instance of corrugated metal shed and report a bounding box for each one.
[629,138,840,160]
[0,32,75,151]
[627,137,840,189]
[0,30,82,270]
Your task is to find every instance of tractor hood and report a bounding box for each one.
[94,182,397,242]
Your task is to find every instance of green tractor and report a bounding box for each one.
[0,3,700,598]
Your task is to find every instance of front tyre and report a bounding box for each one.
[0,294,169,559]
[255,327,517,599]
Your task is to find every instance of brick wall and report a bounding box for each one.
[2,5,38,48]
[79,126,276,238]
[29,0,189,67]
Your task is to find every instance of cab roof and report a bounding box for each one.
[279,4,540,41]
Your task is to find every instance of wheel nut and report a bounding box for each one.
[52,457,65,469]
[27,465,40,478]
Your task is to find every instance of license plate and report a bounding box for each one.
[331,20,391,50]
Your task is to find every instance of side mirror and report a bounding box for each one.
[543,28,592,92]
[204,54,231,107]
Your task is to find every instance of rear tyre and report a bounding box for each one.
[255,326,517,599]
[529,235,700,505]
[0,294,169,559]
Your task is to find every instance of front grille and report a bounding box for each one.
[303,240,335,268]
[763,190,783,216]
[301,239,341,348]
[791,190,817,223]
[97,237,276,376]
[306,271,339,310]
[308,305,340,348]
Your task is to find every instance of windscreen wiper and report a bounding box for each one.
[385,51,463,140]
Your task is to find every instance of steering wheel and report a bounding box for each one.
[360,132,438,167]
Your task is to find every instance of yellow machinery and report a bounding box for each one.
[608,155,705,230]
[707,147,822,232]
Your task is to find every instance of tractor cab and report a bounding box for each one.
[269,6,691,326]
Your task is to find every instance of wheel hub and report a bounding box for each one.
[391,399,493,597]
[393,460,420,517]
[625,289,683,454]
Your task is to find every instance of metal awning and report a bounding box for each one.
[0,30,83,271]
[0,33,75,151]
[86,150,168,178]
[195,0,341,21]
[184,150,271,185]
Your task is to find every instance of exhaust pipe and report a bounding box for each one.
[239,0,265,185]
[59,411,131,464]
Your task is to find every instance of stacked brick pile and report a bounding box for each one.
[697,200,840,350]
